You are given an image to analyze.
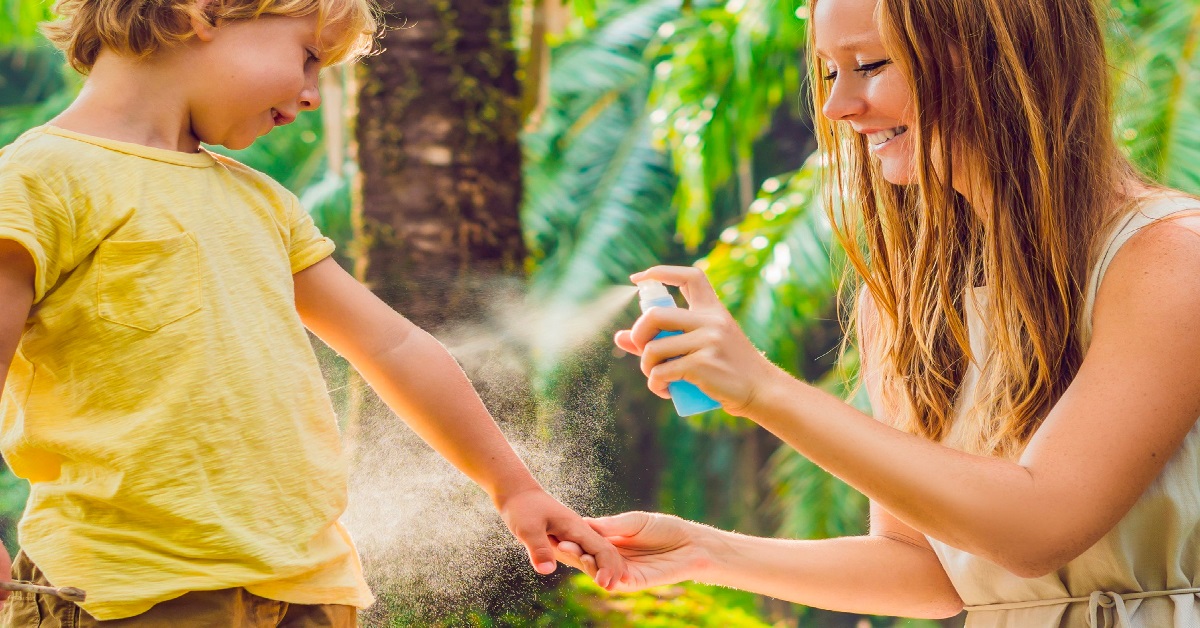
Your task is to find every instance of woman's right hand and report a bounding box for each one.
[556,511,714,592]
[614,265,790,417]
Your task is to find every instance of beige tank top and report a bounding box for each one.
[926,195,1200,628]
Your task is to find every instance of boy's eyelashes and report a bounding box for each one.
[822,58,893,82]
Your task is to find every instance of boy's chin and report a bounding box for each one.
[219,135,259,151]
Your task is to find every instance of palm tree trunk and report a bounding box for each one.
[356,0,525,331]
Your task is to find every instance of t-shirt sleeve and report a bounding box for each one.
[0,164,74,302]
[284,195,335,274]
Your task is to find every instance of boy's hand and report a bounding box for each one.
[495,488,626,590]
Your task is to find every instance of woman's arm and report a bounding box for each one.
[701,505,961,618]
[619,217,1200,577]
[564,301,961,616]
[561,505,961,618]
[293,257,622,587]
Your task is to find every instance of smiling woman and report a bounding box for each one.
[556,0,1200,626]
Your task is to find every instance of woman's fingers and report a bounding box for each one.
[638,329,708,377]
[628,306,706,352]
[586,511,653,538]
[613,329,642,356]
[630,266,722,310]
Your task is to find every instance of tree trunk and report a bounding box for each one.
[349,2,538,622]
[356,0,525,331]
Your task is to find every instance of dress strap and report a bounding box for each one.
[1080,195,1200,346]
[963,587,1200,628]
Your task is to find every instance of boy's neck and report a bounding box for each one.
[50,48,204,154]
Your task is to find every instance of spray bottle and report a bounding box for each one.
[636,280,723,416]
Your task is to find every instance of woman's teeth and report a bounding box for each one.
[867,126,909,146]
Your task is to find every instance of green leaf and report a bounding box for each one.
[523,0,683,315]
[701,155,841,370]
[1110,0,1200,193]
[0,0,56,48]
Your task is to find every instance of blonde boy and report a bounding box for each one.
[0,0,620,624]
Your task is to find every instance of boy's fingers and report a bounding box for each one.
[521,534,558,574]
[560,524,624,589]
[630,266,722,309]
[586,512,651,538]
[557,540,584,557]
[580,553,598,579]
[553,542,596,577]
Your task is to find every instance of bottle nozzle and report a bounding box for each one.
[636,279,675,311]
[636,280,671,302]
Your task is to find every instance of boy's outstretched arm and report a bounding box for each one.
[294,257,624,588]
[0,240,36,606]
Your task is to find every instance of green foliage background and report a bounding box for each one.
[2,0,1200,624]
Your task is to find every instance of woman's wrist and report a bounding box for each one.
[740,364,819,428]
[689,520,738,584]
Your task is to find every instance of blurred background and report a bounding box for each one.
[2,0,1199,625]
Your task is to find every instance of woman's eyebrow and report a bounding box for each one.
[814,34,880,59]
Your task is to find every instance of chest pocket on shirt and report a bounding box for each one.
[97,232,202,332]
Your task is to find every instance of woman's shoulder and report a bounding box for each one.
[1090,189,1200,285]
[1089,191,1200,315]
[1079,187,1200,343]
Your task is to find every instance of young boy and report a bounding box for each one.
[0,0,620,624]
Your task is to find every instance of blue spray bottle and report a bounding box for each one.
[636,279,723,416]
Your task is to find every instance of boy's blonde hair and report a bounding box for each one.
[43,0,379,73]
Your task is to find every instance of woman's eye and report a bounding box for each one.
[306,50,321,64]
[855,59,892,77]
[823,59,891,82]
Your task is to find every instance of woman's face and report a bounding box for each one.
[813,0,918,185]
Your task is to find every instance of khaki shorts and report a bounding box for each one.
[1,551,357,627]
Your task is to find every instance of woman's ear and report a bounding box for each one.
[188,0,219,42]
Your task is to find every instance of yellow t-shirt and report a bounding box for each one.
[0,126,374,620]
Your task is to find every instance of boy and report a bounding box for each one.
[0,0,620,624]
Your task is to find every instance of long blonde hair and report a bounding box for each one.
[813,0,1140,457]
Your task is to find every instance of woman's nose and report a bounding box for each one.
[822,79,867,121]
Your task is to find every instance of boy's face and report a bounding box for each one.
[188,14,326,150]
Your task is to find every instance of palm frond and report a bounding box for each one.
[766,348,869,540]
[647,0,807,248]
[523,0,683,313]
[701,155,840,370]
[1110,0,1200,193]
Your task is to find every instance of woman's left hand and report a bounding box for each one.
[556,512,713,592]
[614,265,787,417]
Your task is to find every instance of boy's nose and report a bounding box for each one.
[299,70,322,110]
[300,89,322,111]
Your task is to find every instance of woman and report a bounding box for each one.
[558,0,1200,625]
